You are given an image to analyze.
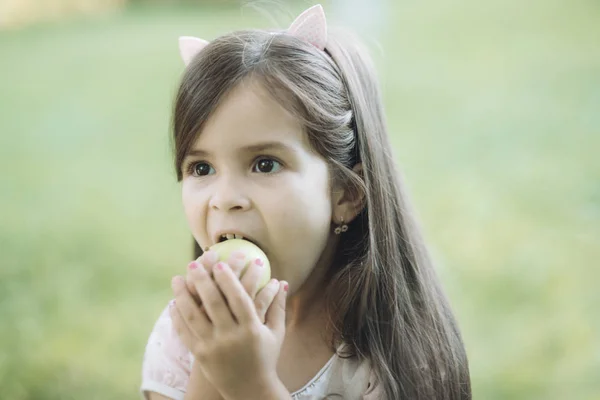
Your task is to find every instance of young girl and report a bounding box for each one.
[140,4,471,399]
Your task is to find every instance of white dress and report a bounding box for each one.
[140,304,384,399]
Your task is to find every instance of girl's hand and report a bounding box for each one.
[184,250,275,323]
[170,251,289,400]
[175,250,279,400]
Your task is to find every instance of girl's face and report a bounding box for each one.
[181,79,336,293]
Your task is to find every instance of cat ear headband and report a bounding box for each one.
[178,4,328,66]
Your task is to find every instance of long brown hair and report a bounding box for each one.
[171,28,471,400]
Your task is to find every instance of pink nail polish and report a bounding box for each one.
[171,276,181,287]
[204,250,218,264]
[283,283,289,292]
[255,258,264,266]
[188,261,198,270]
[216,262,225,270]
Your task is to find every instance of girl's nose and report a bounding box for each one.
[208,177,251,211]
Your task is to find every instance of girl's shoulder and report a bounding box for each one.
[292,344,383,400]
[139,302,192,400]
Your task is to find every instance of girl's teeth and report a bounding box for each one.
[220,233,245,241]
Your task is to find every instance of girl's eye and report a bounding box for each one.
[190,162,214,177]
[252,158,282,174]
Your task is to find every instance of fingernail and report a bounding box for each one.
[215,262,225,271]
[203,250,218,265]
[255,258,264,267]
[171,276,182,289]
[188,261,198,270]
[283,282,289,292]
[228,251,246,270]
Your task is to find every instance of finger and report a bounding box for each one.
[172,276,212,338]
[186,251,217,304]
[197,249,245,277]
[198,250,218,271]
[226,250,247,277]
[186,266,200,302]
[266,281,288,336]
[189,262,236,329]
[190,250,247,297]
[253,279,280,324]
[239,257,266,300]
[212,262,257,326]
[169,299,199,352]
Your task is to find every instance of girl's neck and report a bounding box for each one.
[285,294,327,334]
[284,251,335,333]
[284,234,340,334]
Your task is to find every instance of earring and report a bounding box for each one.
[334,217,348,235]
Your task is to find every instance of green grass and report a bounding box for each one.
[1,1,598,399]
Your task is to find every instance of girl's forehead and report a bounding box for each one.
[191,80,308,151]
[210,80,298,127]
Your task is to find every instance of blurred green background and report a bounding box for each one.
[1,0,598,399]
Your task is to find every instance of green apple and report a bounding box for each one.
[208,238,271,290]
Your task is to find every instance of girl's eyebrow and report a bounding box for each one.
[186,141,298,158]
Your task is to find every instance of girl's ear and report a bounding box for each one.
[331,163,365,224]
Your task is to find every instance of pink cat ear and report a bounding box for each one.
[287,4,327,50]
[179,36,209,66]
